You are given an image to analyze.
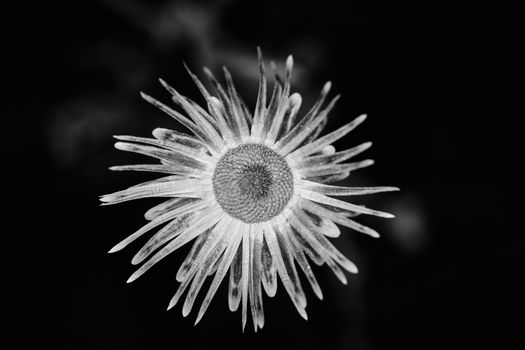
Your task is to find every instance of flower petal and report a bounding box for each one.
[297,188,395,218]
[195,220,243,325]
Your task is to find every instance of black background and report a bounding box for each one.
[5,0,522,349]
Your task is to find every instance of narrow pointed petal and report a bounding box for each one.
[207,97,236,145]
[100,178,212,205]
[265,55,293,144]
[293,207,358,274]
[299,160,374,179]
[240,228,250,331]
[114,134,214,165]
[250,47,267,141]
[304,113,328,145]
[144,198,196,221]
[275,80,331,147]
[300,199,381,238]
[176,228,212,282]
[302,81,332,121]
[195,221,243,325]
[207,249,223,276]
[283,219,325,266]
[263,222,308,320]
[140,92,220,156]
[201,68,237,135]
[202,67,231,107]
[159,79,226,154]
[108,200,207,253]
[248,225,257,331]
[182,226,231,317]
[228,246,243,311]
[127,206,223,283]
[294,142,373,169]
[127,175,183,190]
[283,93,302,136]
[253,224,265,328]
[303,210,341,238]
[288,114,367,161]
[113,141,211,173]
[326,258,348,284]
[132,213,194,265]
[151,128,207,152]
[297,180,400,196]
[222,67,251,142]
[306,171,351,184]
[248,224,264,331]
[168,218,231,312]
[259,81,282,142]
[286,233,324,300]
[108,164,191,175]
[260,236,277,297]
[182,63,219,126]
[273,218,307,308]
[297,188,395,218]
[185,97,218,130]
[287,209,330,264]
[182,65,236,144]
[276,94,340,156]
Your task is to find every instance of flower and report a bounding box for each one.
[100,48,398,331]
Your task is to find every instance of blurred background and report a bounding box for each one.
[4,0,522,349]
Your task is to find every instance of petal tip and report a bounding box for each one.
[357,114,367,123]
[182,306,191,318]
[107,245,121,254]
[167,300,176,311]
[322,81,332,93]
[194,312,204,326]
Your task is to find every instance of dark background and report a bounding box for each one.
[5,0,522,349]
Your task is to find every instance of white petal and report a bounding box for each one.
[108,200,208,253]
[114,135,214,165]
[297,188,395,218]
[113,141,211,171]
[158,79,226,155]
[300,199,381,238]
[108,164,187,175]
[260,235,277,297]
[182,221,232,317]
[276,94,340,156]
[222,67,251,142]
[240,225,250,331]
[265,55,293,145]
[292,207,358,274]
[228,244,243,311]
[176,228,212,282]
[140,92,221,157]
[287,114,367,161]
[297,180,400,196]
[250,47,268,142]
[132,213,194,265]
[263,221,308,320]
[195,220,243,325]
[286,232,323,300]
[144,198,195,221]
[299,160,374,179]
[293,141,373,169]
[127,206,224,283]
[100,178,212,205]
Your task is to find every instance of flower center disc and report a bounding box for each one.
[212,143,294,223]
